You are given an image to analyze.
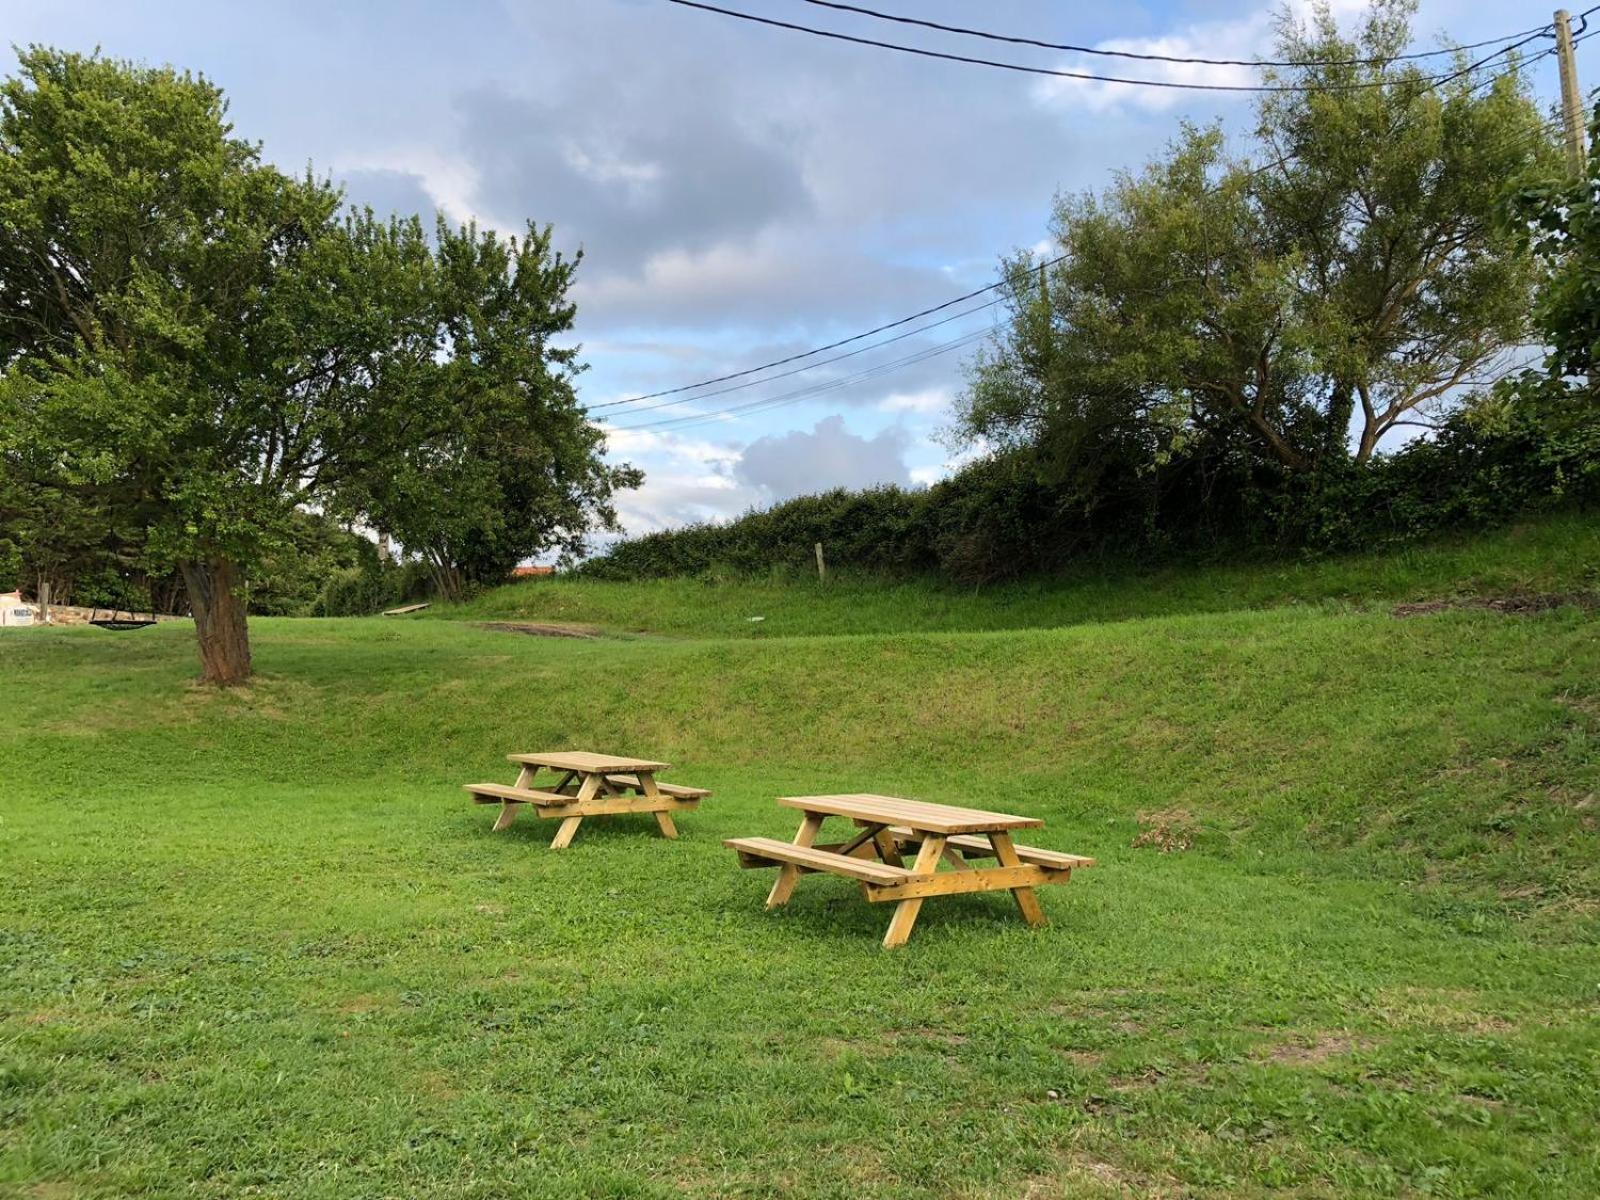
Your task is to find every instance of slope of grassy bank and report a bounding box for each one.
[2,536,1598,1196]
[446,512,1600,639]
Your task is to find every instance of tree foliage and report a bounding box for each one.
[0,47,635,680]
[340,221,640,602]
[959,0,1556,506]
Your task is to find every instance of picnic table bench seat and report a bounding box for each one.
[604,774,711,800]
[465,781,578,806]
[725,836,915,885]
[884,827,1096,871]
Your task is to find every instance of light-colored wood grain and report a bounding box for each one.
[464,782,579,807]
[725,836,912,886]
[604,774,711,800]
[885,828,1097,870]
[766,813,826,907]
[989,830,1046,927]
[508,751,670,774]
[882,835,947,948]
[549,816,583,850]
[519,794,701,818]
[777,794,1041,834]
[653,811,679,839]
[864,863,1068,901]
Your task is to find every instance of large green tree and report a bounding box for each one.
[0,47,635,683]
[343,220,640,602]
[960,0,1557,504]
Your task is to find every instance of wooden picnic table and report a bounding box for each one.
[465,751,709,849]
[726,794,1094,948]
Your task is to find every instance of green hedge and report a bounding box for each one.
[581,404,1599,583]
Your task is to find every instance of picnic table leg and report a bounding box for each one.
[550,816,584,849]
[548,774,602,850]
[767,812,825,908]
[883,835,946,949]
[498,763,543,831]
[872,828,905,867]
[634,772,678,840]
[989,831,1047,927]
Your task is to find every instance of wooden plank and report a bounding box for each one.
[872,828,906,867]
[886,828,1096,870]
[777,794,1041,834]
[653,811,679,839]
[508,751,670,774]
[382,603,430,615]
[549,816,583,850]
[990,830,1047,927]
[721,835,912,887]
[464,783,580,806]
[524,794,701,819]
[767,813,825,908]
[864,864,1069,901]
[882,836,946,949]
[605,774,711,800]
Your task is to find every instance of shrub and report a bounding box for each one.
[578,405,1599,584]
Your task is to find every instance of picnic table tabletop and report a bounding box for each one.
[776,793,1042,835]
[508,750,671,774]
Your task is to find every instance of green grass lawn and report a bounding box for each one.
[3,520,1598,1197]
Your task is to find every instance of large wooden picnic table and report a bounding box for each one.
[465,751,708,848]
[726,794,1094,948]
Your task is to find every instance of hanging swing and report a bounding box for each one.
[88,590,158,631]
[88,607,157,631]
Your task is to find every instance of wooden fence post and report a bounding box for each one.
[814,542,827,583]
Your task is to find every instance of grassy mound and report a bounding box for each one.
[450,513,1600,639]
[2,518,1597,1197]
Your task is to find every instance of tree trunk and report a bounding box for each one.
[179,556,252,686]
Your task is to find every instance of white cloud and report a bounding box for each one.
[879,387,952,415]
[334,147,489,226]
[734,415,913,499]
[598,425,757,535]
[1031,0,1377,115]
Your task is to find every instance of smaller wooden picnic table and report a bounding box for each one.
[465,751,708,848]
[726,794,1094,948]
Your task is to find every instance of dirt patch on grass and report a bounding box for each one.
[475,621,600,639]
[892,1026,970,1048]
[1015,1154,1182,1199]
[1372,987,1518,1033]
[336,993,389,1015]
[1132,807,1198,853]
[1259,1033,1376,1066]
[1393,592,1598,619]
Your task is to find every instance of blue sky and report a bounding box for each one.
[0,0,1574,537]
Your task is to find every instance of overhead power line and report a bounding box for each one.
[798,1,1555,69]
[600,13,1580,431]
[666,0,1541,93]
[591,295,1007,417]
[590,253,1067,409]
[610,322,998,432]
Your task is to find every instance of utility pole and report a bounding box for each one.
[1556,10,1587,178]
